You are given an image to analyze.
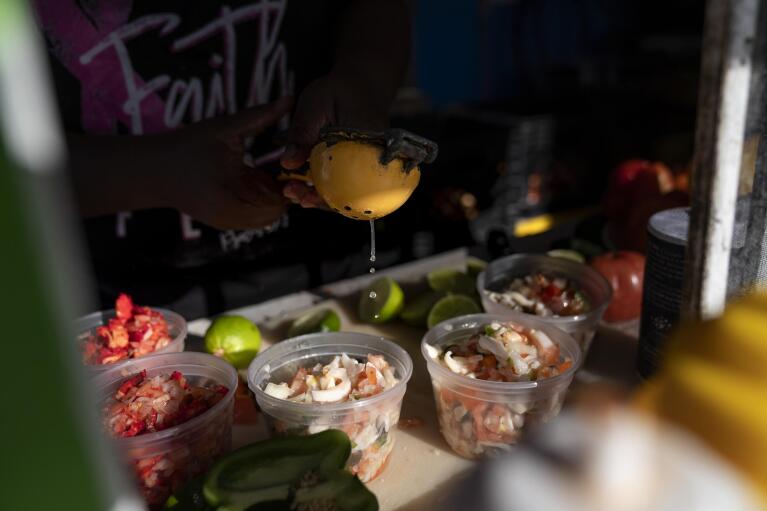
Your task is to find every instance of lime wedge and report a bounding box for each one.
[204,315,261,369]
[547,249,586,263]
[426,269,476,295]
[466,258,488,278]
[288,308,341,337]
[427,295,481,328]
[400,291,446,327]
[358,277,405,324]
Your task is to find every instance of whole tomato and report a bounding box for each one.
[590,251,646,322]
[614,190,689,252]
[604,160,674,220]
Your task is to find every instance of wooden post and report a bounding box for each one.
[683,0,759,320]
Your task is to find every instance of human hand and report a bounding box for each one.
[282,179,325,209]
[280,72,390,208]
[163,97,293,230]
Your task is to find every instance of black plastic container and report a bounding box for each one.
[637,208,688,379]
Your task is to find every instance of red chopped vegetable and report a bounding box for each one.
[105,370,232,509]
[81,294,173,365]
[105,371,227,438]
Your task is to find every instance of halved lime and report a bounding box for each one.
[204,315,261,369]
[547,249,586,263]
[466,258,488,278]
[426,268,476,295]
[400,291,446,327]
[426,295,481,328]
[358,277,405,324]
[288,308,341,337]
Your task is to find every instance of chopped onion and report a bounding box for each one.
[264,382,291,400]
[478,335,510,366]
[529,329,559,364]
[424,344,441,360]
[508,350,530,375]
[312,378,351,402]
[444,351,471,375]
[510,291,535,308]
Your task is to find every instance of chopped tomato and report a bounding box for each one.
[541,283,563,301]
[289,368,308,395]
[365,364,378,385]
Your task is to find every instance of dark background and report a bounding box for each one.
[370,0,701,268]
[89,0,706,317]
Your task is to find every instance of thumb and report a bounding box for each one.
[280,93,330,170]
[223,96,293,140]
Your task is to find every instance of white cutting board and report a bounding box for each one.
[186,249,639,510]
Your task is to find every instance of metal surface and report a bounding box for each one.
[638,208,690,378]
[683,0,760,320]
[734,0,767,292]
[321,126,439,170]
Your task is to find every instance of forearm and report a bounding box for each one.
[66,134,173,217]
[332,0,412,111]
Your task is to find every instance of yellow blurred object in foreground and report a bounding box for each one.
[637,293,767,504]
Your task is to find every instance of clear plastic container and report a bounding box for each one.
[477,254,611,354]
[75,308,187,371]
[247,333,413,483]
[421,313,581,459]
[92,352,237,508]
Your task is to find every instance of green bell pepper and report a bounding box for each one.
[165,430,377,511]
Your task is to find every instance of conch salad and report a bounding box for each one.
[487,273,590,317]
[263,354,400,482]
[104,370,230,508]
[428,321,573,382]
[425,321,573,458]
[81,294,172,365]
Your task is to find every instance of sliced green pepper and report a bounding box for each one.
[166,430,377,511]
[291,470,377,511]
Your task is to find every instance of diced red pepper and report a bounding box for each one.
[123,419,147,437]
[106,371,229,509]
[100,350,128,365]
[106,320,129,349]
[116,370,147,399]
[171,370,189,390]
[82,294,173,366]
[128,322,149,343]
[133,306,152,316]
[116,293,134,320]
[146,408,159,431]
[95,325,111,340]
